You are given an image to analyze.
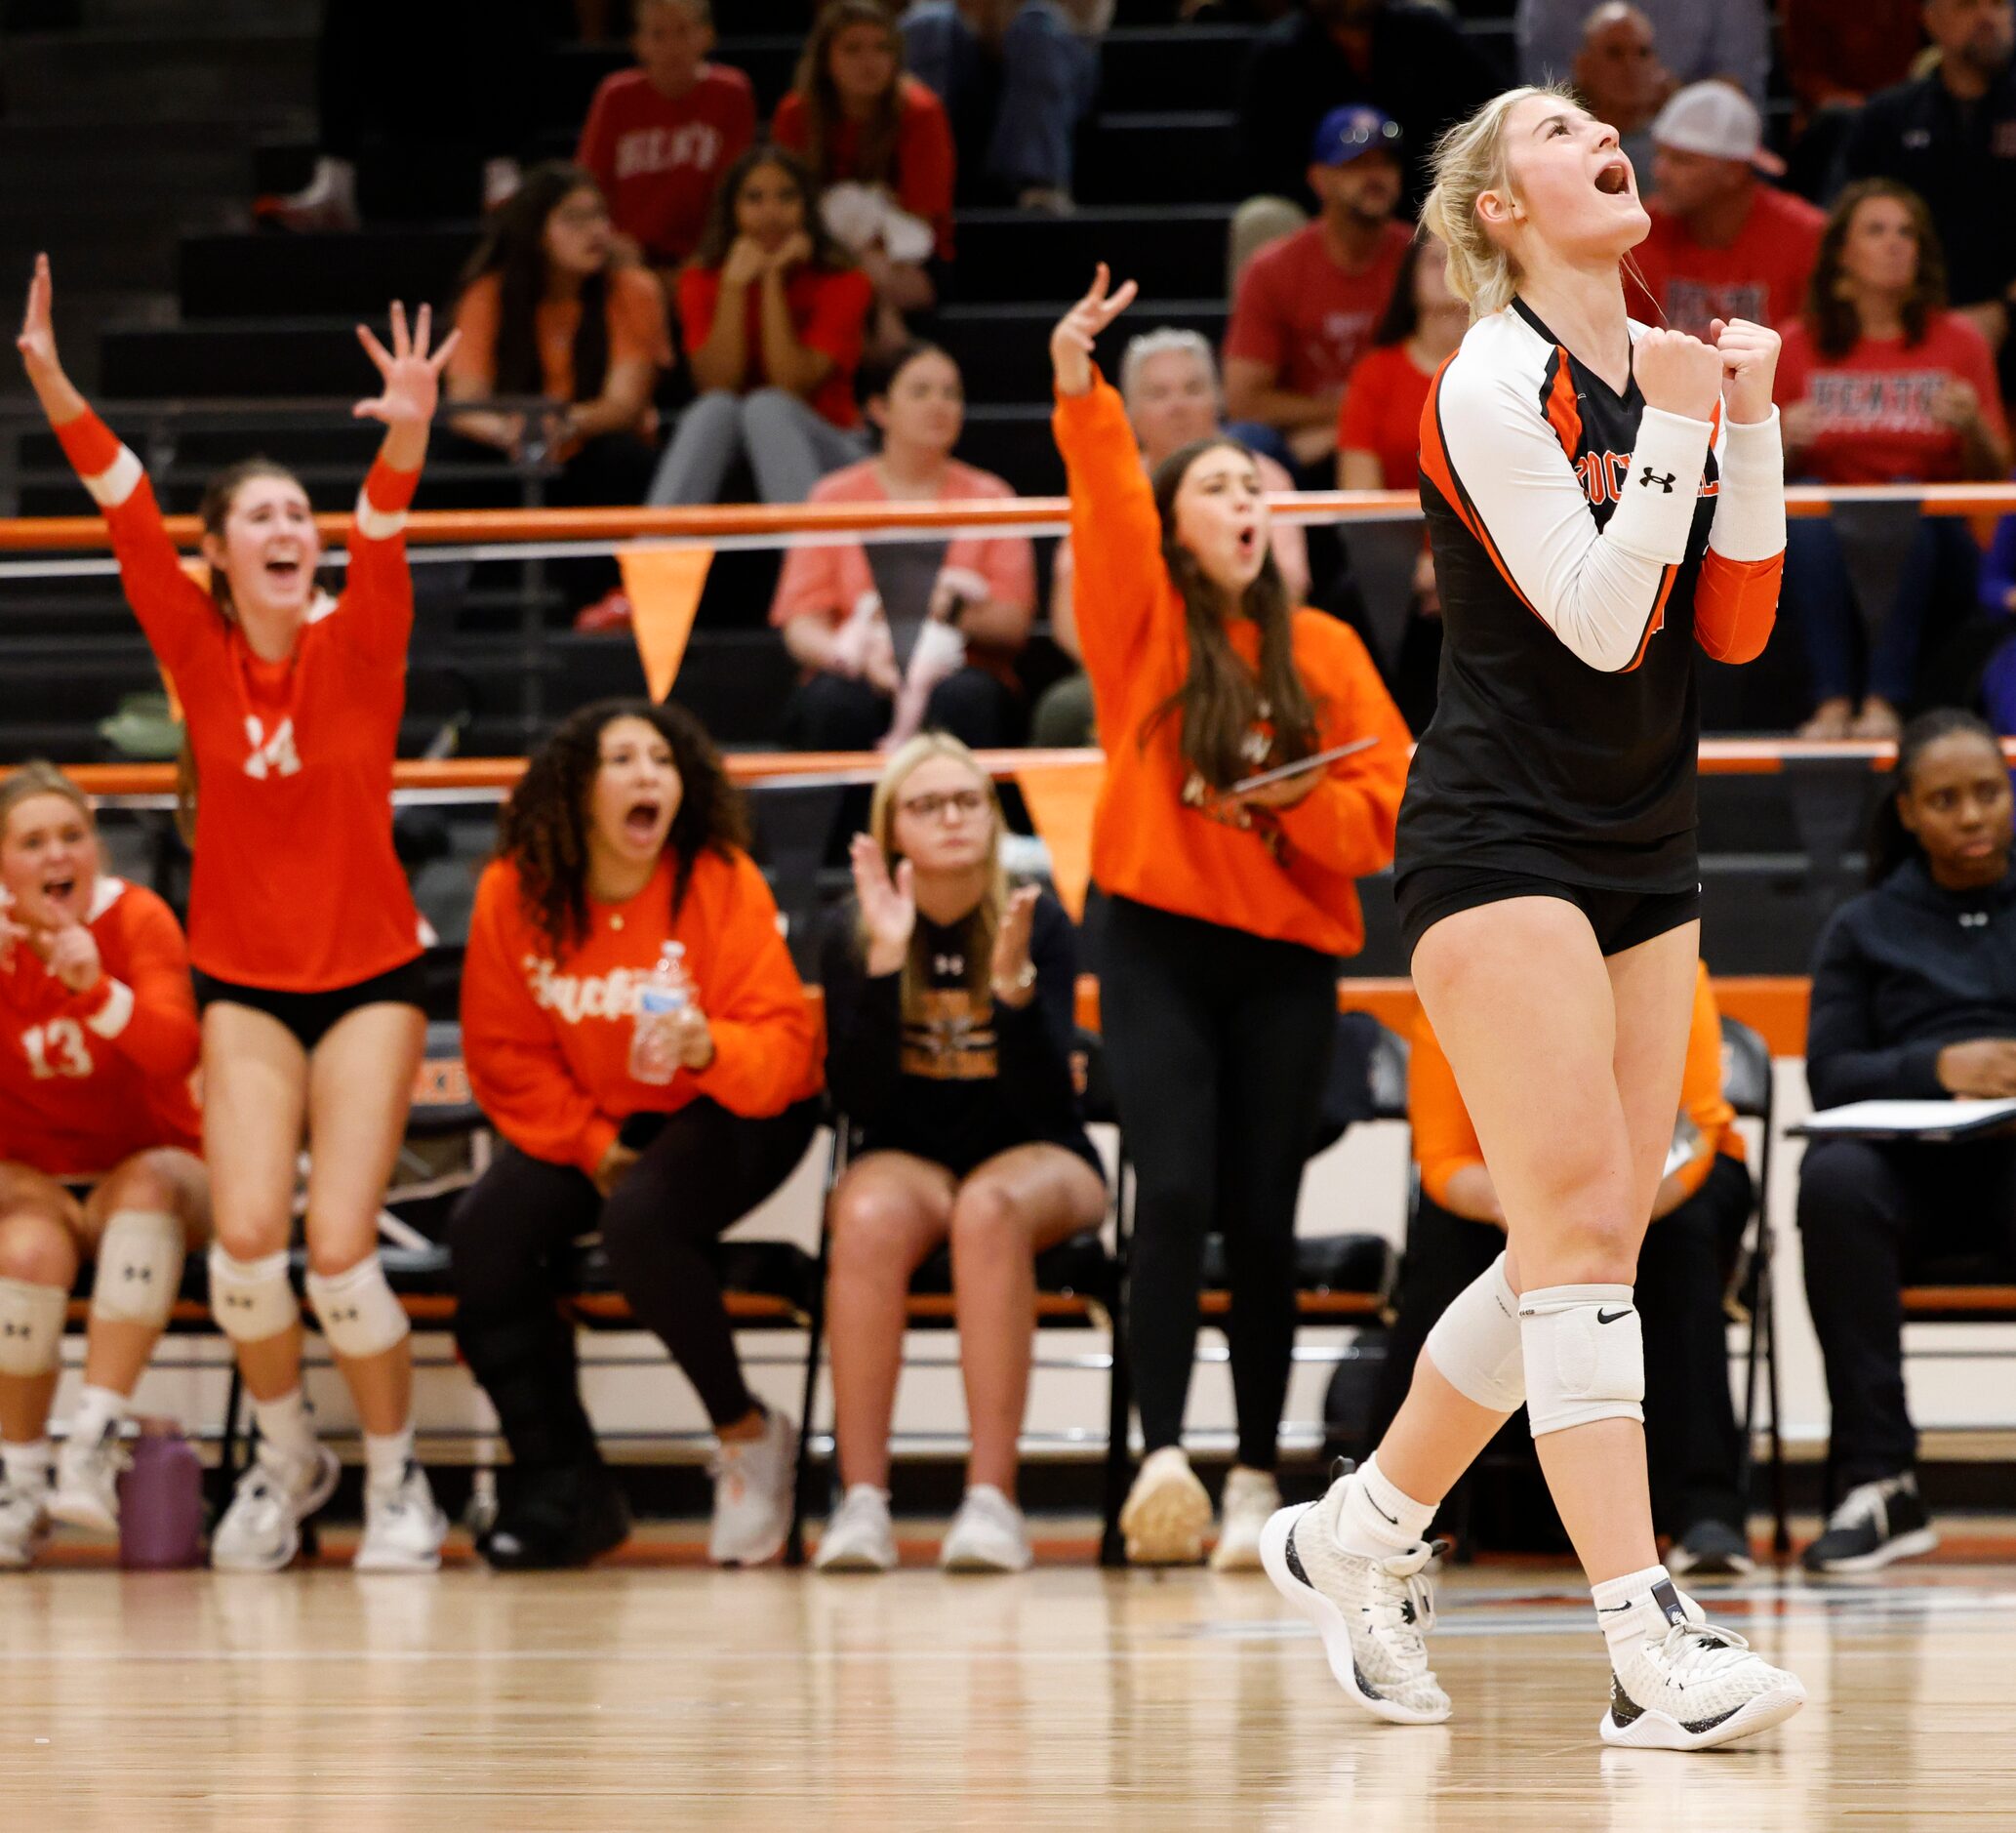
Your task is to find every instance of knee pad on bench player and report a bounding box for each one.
[305,1254,409,1359]
[0,1277,65,1376]
[90,1210,184,1328]
[208,1246,300,1343]
[1518,1283,1644,1437]
[1423,1250,1526,1412]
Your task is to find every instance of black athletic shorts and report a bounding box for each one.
[1394,866,1701,964]
[193,957,428,1051]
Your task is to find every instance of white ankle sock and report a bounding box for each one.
[364,1424,415,1493]
[69,1385,129,1450]
[3,1439,52,1489]
[1332,1453,1436,1558]
[251,1388,317,1468]
[1593,1562,1677,1652]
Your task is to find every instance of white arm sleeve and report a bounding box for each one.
[1707,410,1786,563]
[1439,358,1714,673]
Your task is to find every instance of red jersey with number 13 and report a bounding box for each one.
[57,410,426,992]
[0,876,201,1174]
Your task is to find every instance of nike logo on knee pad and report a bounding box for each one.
[1596,1308,1631,1324]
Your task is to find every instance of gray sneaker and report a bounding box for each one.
[0,1473,50,1570]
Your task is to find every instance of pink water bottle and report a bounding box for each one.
[117,1418,206,1570]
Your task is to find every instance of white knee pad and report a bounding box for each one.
[91,1210,184,1328]
[1423,1251,1526,1413]
[1518,1283,1644,1438]
[208,1246,301,1343]
[305,1255,409,1360]
[0,1277,66,1376]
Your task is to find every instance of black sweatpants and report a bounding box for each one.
[1798,1136,2016,1489]
[1372,1156,1754,1539]
[1100,894,1340,1471]
[448,1098,821,1470]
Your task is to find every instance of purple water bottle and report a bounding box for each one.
[117,1418,206,1570]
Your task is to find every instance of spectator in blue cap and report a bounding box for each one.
[1223,103,1414,474]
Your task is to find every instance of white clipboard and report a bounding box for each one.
[1230,734,1381,797]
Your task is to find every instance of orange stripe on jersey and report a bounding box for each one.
[1694,549,1782,663]
[1544,346,1583,461]
[1620,563,1679,672]
[1419,358,1541,617]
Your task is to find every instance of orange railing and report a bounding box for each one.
[6,483,2016,552]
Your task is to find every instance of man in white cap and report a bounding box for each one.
[1630,80,1826,340]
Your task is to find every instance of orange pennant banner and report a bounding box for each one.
[619,545,714,702]
[1015,755,1105,922]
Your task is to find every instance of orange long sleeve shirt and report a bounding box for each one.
[461,848,824,1176]
[1410,960,1742,1212]
[1052,374,1411,957]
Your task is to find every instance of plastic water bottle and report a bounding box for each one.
[117,1419,205,1570]
[628,943,690,1084]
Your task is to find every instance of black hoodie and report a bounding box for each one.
[1805,856,2016,1110]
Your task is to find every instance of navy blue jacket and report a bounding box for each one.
[1805,856,2016,1109]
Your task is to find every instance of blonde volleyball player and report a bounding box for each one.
[1260,88,1804,1749]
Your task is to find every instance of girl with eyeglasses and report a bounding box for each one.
[816,734,1105,1573]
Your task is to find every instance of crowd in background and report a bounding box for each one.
[257,0,2016,749]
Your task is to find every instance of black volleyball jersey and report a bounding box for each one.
[1398,299,1783,891]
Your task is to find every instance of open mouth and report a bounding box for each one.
[1594,159,1632,197]
[40,875,76,910]
[1235,526,1260,563]
[623,799,663,844]
[264,555,304,588]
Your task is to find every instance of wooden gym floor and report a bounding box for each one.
[4,1530,2014,1829]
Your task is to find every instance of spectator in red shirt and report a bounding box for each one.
[769,342,1036,752]
[1336,233,1468,730]
[1778,180,2012,738]
[774,0,955,357]
[1630,84,1826,339]
[575,0,756,278]
[1223,104,1413,476]
[648,147,875,506]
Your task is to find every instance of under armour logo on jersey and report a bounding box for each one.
[1960,911,1990,928]
[243,715,302,780]
[933,955,965,977]
[1638,466,1676,494]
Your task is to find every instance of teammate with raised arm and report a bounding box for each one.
[1259,90,1803,1748]
[18,256,457,1572]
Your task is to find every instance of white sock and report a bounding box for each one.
[251,1388,318,1469]
[2,1439,53,1490]
[1332,1452,1436,1558]
[364,1424,415,1493]
[1593,1562,1677,1653]
[69,1385,129,1450]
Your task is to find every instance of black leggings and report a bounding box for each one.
[448,1098,821,1468]
[1100,895,1339,1471]
[1372,1158,1753,1539]
[1797,1136,2016,1489]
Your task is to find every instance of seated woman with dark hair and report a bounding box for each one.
[1381,965,1756,1574]
[768,341,1034,752]
[451,700,824,1571]
[648,145,875,506]
[1797,708,2016,1574]
[816,734,1106,1572]
[447,162,671,621]
[773,0,955,356]
[447,162,669,499]
[1776,181,2010,741]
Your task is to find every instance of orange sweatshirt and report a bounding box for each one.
[1052,373,1411,956]
[461,847,824,1176]
[1409,960,1742,1212]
